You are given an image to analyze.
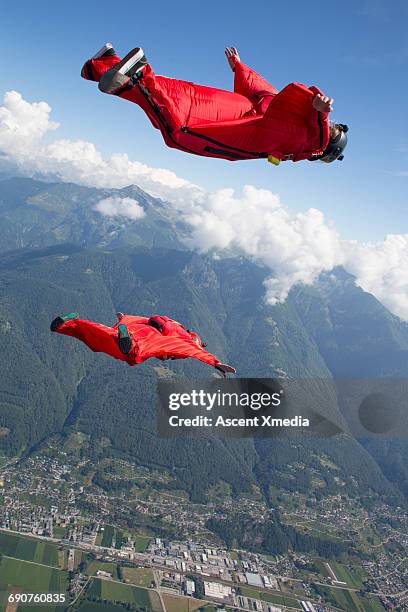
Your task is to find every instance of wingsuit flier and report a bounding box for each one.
[50,312,236,376]
[81,44,348,164]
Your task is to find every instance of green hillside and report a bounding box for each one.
[0,176,406,537]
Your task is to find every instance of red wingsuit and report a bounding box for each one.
[54,314,224,370]
[83,53,330,163]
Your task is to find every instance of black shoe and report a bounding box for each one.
[148,318,164,333]
[50,312,79,332]
[118,324,132,354]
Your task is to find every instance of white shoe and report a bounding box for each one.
[98,47,147,94]
[116,47,147,77]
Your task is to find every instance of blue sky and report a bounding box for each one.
[1,0,407,240]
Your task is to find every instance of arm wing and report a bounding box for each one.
[137,334,220,367]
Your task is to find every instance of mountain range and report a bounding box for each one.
[0,176,407,511]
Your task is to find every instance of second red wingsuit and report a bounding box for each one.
[50,313,236,376]
[81,44,348,164]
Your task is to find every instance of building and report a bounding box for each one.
[263,575,272,588]
[204,581,232,600]
[184,580,195,596]
[301,602,317,612]
[246,573,263,587]
[96,570,112,579]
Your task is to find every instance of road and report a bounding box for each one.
[1,526,405,608]
[152,566,166,611]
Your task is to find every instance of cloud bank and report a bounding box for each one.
[0,91,198,203]
[182,186,343,304]
[1,90,408,319]
[344,235,408,321]
[94,196,146,220]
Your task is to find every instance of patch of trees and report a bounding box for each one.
[207,514,349,558]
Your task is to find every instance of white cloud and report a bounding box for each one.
[343,234,408,320]
[0,90,407,319]
[0,90,198,202]
[0,91,59,155]
[182,186,343,303]
[94,196,145,220]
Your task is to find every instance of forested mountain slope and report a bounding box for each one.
[0,176,406,506]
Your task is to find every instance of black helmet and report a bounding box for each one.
[310,124,349,163]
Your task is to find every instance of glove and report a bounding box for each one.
[215,362,236,377]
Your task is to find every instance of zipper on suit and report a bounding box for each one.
[181,126,268,158]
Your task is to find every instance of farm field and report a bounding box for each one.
[313,584,385,611]
[134,534,151,552]
[99,524,150,552]
[0,531,59,566]
[240,586,302,609]
[113,528,124,549]
[85,560,118,578]
[85,578,162,611]
[329,561,367,589]
[261,591,302,609]
[123,566,154,587]
[0,556,68,610]
[77,603,125,612]
[162,594,211,612]
[53,526,67,539]
[100,525,114,548]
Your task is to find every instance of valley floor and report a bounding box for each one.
[0,438,407,611]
